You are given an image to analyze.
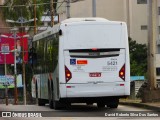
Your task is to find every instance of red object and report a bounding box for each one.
[65,66,72,83]
[92,48,97,50]
[119,64,125,81]
[89,72,101,77]
[77,60,88,65]
[66,86,72,88]
[0,33,28,64]
[120,84,124,86]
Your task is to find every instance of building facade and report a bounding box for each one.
[57,0,149,44]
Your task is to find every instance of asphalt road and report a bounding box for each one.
[0,103,159,120]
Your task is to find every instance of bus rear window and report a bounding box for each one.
[69,49,120,58]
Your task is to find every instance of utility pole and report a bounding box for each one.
[92,0,96,17]
[20,21,26,105]
[148,0,157,90]
[50,0,54,27]
[13,31,18,105]
[66,0,70,18]
[4,50,8,106]
[6,18,32,105]
[34,0,37,34]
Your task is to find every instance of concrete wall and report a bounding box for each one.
[0,0,4,5]
[129,0,148,44]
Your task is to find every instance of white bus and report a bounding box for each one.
[31,18,130,109]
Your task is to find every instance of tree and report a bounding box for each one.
[2,0,46,28]
[129,37,147,76]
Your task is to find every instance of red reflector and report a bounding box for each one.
[77,60,88,64]
[66,86,71,88]
[119,64,125,81]
[65,66,72,83]
[120,84,124,86]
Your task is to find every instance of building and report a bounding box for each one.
[57,0,149,44]
[0,0,4,5]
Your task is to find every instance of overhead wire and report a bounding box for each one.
[37,0,66,32]
[0,0,66,33]
[0,2,65,8]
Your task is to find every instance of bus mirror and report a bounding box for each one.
[59,29,62,35]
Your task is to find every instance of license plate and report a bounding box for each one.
[89,73,101,77]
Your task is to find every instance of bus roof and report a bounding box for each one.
[33,18,126,42]
[33,24,60,42]
[61,18,109,23]
[61,18,124,25]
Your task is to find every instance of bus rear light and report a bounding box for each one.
[65,66,72,83]
[92,48,97,51]
[119,64,125,81]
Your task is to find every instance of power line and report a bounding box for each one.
[37,0,65,32]
[0,2,64,8]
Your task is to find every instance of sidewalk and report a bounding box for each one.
[120,99,160,111]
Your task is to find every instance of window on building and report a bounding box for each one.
[159,26,160,34]
[141,25,147,30]
[159,7,160,15]
[156,68,160,76]
[137,0,147,4]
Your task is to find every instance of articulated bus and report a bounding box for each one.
[31,18,130,109]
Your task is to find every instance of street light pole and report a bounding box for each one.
[7,17,33,105]
[22,34,26,105]
[66,0,70,18]
[13,31,18,105]
[4,53,8,106]
[92,0,96,17]
[34,0,37,34]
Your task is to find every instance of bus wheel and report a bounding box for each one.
[107,98,119,108]
[108,104,118,108]
[48,80,54,109]
[54,101,61,110]
[97,102,105,108]
[38,99,45,106]
[49,100,54,109]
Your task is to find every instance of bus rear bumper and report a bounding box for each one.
[60,82,130,98]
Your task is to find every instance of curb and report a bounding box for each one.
[120,102,160,111]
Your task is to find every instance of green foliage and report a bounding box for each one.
[2,0,58,28]
[129,37,147,76]
[2,0,47,27]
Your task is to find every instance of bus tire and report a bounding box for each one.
[38,99,45,106]
[108,104,118,108]
[54,101,61,110]
[49,100,54,109]
[107,98,119,108]
[48,80,54,109]
[97,102,105,108]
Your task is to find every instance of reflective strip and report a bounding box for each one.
[100,51,120,55]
